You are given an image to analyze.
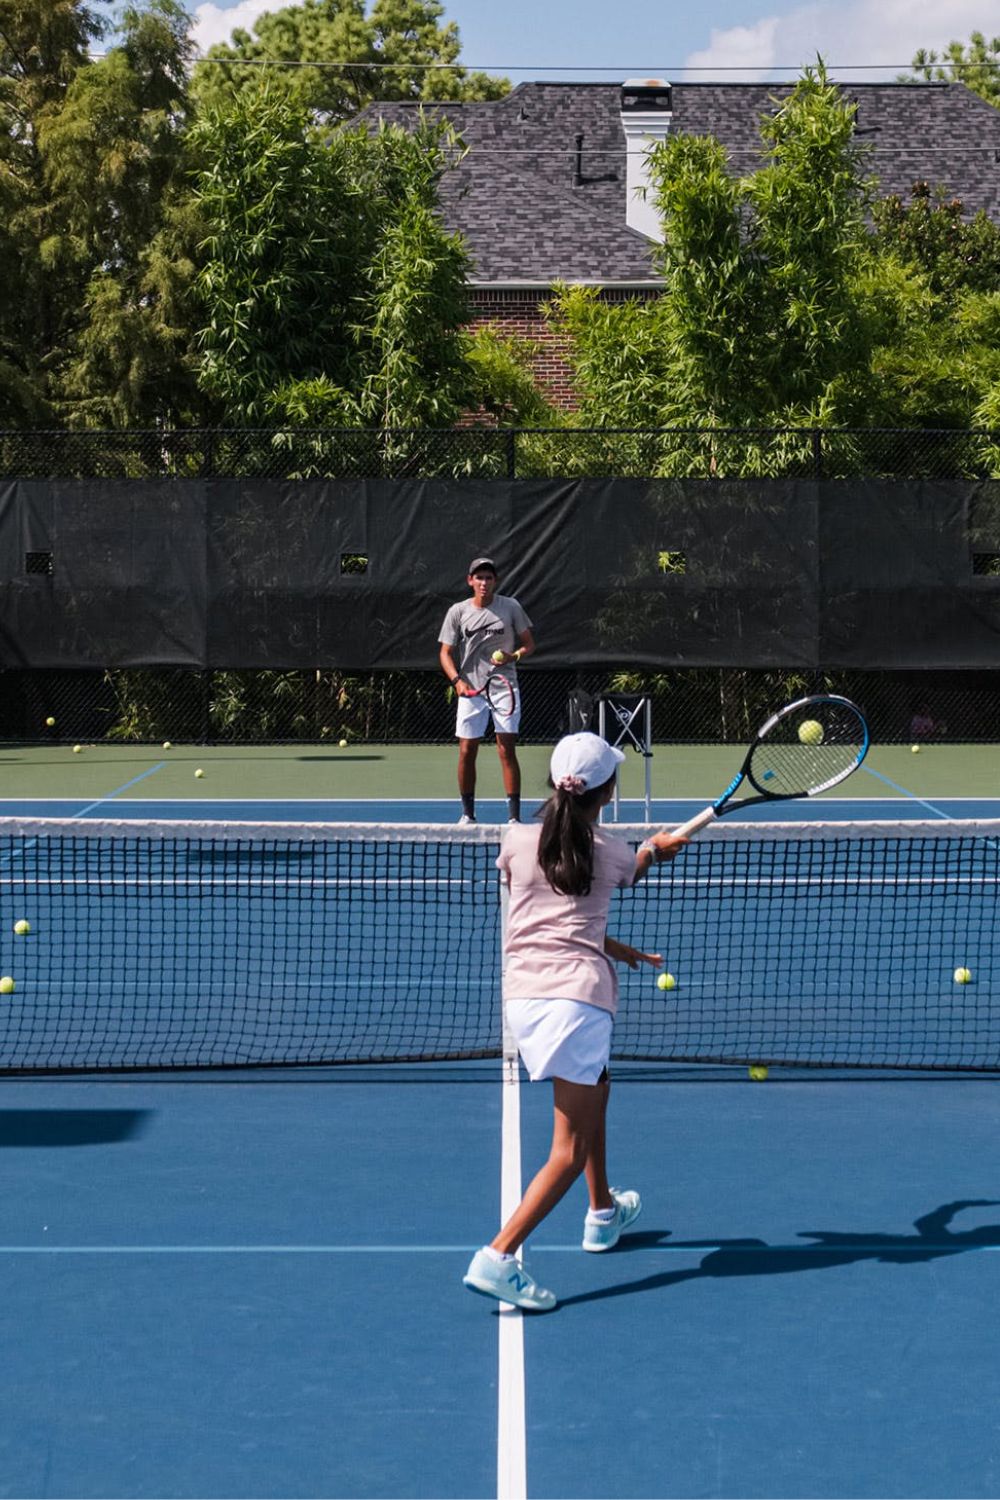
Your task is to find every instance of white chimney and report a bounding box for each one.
[620,78,673,242]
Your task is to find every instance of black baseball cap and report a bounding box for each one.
[468,556,497,574]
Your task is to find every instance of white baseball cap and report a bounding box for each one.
[550,732,625,795]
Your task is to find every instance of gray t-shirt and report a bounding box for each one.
[438,594,532,689]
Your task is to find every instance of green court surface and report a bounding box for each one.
[0,741,995,803]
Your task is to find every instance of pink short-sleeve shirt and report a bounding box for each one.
[497,822,636,1015]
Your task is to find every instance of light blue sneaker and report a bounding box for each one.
[463,1249,557,1311]
[582,1188,642,1252]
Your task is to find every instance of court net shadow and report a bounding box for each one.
[0,1110,151,1147]
[558,1199,1000,1307]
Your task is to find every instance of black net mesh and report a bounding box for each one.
[0,816,996,1074]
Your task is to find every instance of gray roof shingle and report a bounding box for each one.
[357,81,1000,285]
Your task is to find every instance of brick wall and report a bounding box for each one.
[467,286,661,414]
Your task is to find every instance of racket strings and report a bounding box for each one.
[749,703,866,797]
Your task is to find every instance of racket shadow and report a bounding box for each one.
[557,1200,1000,1308]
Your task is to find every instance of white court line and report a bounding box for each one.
[0,1244,487,1254]
[0,1242,996,1255]
[498,881,527,1500]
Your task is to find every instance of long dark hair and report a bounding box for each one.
[536,774,616,896]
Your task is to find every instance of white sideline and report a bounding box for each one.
[498,1046,527,1500]
[498,873,527,1500]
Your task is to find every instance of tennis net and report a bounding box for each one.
[0,817,996,1073]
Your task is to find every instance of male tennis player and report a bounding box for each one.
[438,557,535,824]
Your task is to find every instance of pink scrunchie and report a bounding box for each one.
[557,774,586,795]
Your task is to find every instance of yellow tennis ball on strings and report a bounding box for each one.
[491,650,505,664]
[13,920,30,936]
[657,972,676,991]
[749,1065,769,1081]
[954,967,972,984]
[0,977,15,995]
[798,719,824,745]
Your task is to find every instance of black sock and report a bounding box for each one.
[461,793,475,817]
[507,794,521,821]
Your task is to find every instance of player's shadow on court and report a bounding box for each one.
[295,754,384,762]
[558,1199,1000,1307]
[0,1111,151,1147]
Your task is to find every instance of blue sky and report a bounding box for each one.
[189,0,1000,82]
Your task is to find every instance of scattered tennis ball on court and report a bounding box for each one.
[911,744,921,754]
[491,650,505,664]
[13,920,30,936]
[749,1065,769,1081]
[339,738,348,748]
[657,972,676,991]
[798,719,823,745]
[163,741,172,750]
[72,744,82,754]
[954,966,972,984]
[0,977,15,995]
[45,716,55,727]
[194,768,204,779]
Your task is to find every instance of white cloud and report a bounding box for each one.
[684,0,1000,80]
[192,0,276,50]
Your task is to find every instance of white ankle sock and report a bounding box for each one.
[482,1244,513,1262]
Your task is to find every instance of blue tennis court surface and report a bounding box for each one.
[2,787,1000,1495]
[3,794,1000,821]
[1,1072,1000,1497]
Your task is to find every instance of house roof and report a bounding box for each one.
[357,81,1000,286]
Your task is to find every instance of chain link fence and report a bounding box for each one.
[3,426,1000,480]
[2,426,998,744]
[4,666,998,746]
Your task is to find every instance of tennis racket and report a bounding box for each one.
[675,694,870,837]
[462,669,517,718]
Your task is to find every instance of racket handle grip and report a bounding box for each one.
[673,806,718,839]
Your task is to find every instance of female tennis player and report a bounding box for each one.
[463,731,688,1312]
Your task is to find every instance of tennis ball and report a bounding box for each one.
[954,967,972,984]
[749,1065,769,1081]
[798,719,823,745]
[72,744,82,754]
[339,738,348,748]
[13,920,29,936]
[45,716,55,727]
[491,650,505,664]
[194,768,204,779]
[911,744,921,754]
[163,741,172,750]
[0,977,15,995]
[657,972,676,991]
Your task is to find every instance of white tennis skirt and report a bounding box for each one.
[504,997,613,1085]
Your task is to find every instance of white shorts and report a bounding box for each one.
[504,997,613,1085]
[455,683,521,739]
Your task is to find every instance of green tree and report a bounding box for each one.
[0,0,105,421]
[906,32,1000,108]
[873,181,1000,297]
[191,0,507,123]
[550,64,886,444]
[38,0,206,425]
[191,81,475,427]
